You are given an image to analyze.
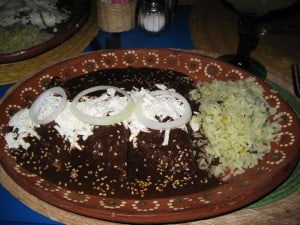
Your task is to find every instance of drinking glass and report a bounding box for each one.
[219,0,299,79]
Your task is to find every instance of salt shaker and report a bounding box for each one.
[137,0,169,35]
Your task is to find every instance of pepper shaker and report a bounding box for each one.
[137,0,169,35]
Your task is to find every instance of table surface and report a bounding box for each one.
[0,3,299,225]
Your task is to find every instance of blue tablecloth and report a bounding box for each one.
[0,5,194,225]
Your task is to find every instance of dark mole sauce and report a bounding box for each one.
[10,67,221,199]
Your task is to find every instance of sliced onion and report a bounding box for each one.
[29,87,67,125]
[135,90,192,130]
[70,86,135,126]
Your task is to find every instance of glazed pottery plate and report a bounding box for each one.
[0,0,89,64]
[0,49,299,224]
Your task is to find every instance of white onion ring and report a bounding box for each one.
[29,87,67,125]
[70,86,135,126]
[135,90,192,130]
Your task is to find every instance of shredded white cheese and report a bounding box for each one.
[54,102,94,150]
[0,0,70,28]
[139,90,186,122]
[37,94,64,121]
[76,88,129,118]
[5,85,189,151]
[122,87,151,146]
[5,109,40,150]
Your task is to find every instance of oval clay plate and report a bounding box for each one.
[0,49,299,224]
[0,0,89,64]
